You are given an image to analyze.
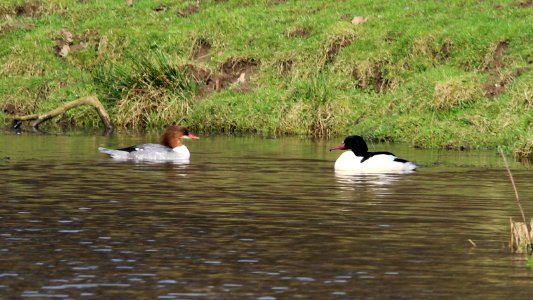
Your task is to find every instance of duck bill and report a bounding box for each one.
[183,133,200,140]
[329,143,346,151]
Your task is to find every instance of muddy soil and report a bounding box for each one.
[192,39,211,62]
[184,57,258,96]
[288,26,311,38]
[177,4,199,17]
[325,37,353,63]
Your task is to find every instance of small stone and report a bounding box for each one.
[351,16,368,25]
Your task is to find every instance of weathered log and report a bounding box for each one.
[10,95,113,133]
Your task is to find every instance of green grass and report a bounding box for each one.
[0,0,532,157]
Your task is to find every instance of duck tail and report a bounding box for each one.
[407,161,420,170]
[98,147,128,158]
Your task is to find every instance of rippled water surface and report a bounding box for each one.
[1,132,532,299]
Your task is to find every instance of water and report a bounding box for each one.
[1,132,532,299]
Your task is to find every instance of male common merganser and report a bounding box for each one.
[330,135,417,173]
[98,125,199,161]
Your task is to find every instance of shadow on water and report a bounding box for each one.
[0,133,532,299]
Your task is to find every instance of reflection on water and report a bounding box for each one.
[0,132,532,299]
[334,171,409,187]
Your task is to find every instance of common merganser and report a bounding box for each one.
[330,135,417,173]
[98,125,199,161]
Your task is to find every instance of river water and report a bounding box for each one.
[1,131,532,299]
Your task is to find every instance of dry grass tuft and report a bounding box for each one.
[2,45,48,76]
[282,70,352,137]
[433,76,482,110]
[433,39,453,62]
[0,0,64,19]
[279,101,311,135]
[510,218,533,253]
[191,37,211,62]
[92,33,130,65]
[514,135,533,159]
[410,34,437,59]
[1,79,60,118]
[279,98,351,137]
[352,59,400,93]
[276,58,293,75]
[15,0,43,18]
[0,20,34,36]
[287,26,311,38]
[321,24,356,65]
[220,56,258,76]
[310,99,351,138]
[411,35,454,64]
[176,4,199,18]
[481,40,509,72]
[507,73,533,109]
[114,89,194,128]
[325,35,354,64]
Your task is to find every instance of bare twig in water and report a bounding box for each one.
[468,239,477,247]
[499,147,532,252]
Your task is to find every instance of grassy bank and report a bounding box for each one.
[0,0,532,157]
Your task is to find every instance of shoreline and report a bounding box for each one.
[0,0,531,158]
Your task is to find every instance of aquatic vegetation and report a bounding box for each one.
[510,218,533,254]
[500,148,532,254]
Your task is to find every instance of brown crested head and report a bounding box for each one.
[160,125,199,148]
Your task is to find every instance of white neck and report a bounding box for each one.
[172,145,190,158]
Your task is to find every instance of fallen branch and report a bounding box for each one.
[10,95,113,133]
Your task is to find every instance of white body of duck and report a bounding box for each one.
[331,136,417,173]
[99,125,198,162]
[98,144,191,161]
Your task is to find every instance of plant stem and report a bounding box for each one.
[499,147,532,251]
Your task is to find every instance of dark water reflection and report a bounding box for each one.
[1,133,532,299]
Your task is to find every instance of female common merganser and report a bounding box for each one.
[330,135,417,173]
[98,125,199,161]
